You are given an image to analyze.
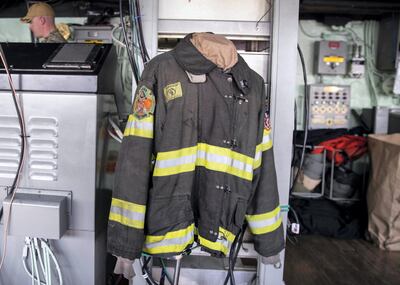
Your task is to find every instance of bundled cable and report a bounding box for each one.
[107,115,123,143]
[140,256,159,285]
[119,0,139,83]
[223,224,247,285]
[133,0,150,62]
[22,237,63,285]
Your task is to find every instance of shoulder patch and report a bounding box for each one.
[163,82,183,102]
[133,85,155,119]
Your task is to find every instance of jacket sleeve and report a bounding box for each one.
[107,65,157,260]
[246,84,284,258]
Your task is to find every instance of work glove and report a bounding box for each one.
[114,256,136,279]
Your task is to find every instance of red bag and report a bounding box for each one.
[311,135,367,166]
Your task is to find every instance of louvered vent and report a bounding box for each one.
[0,116,20,178]
[28,117,59,181]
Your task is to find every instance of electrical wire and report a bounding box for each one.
[140,256,159,285]
[119,0,139,83]
[255,0,272,30]
[160,259,173,285]
[107,128,122,143]
[108,116,123,143]
[108,115,123,139]
[111,26,128,48]
[135,0,150,62]
[130,0,144,64]
[0,44,28,272]
[22,238,63,285]
[290,44,309,194]
[223,224,247,285]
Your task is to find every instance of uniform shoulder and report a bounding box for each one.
[248,68,265,86]
[140,51,176,81]
[144,51,175,70]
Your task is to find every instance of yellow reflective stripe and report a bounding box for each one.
[143,224,194,254]
[253,129,273,170]
[153,163,195,176]
[248,217,282,235]
[198,236,229,255]
[197,143,253,166]
[109,198,146,230]
[146,224,194,243]
[218,227,236,242]
[123,115,154,139]
[253,157,262,170]
[156,145,197,161]
[246,206,280,222]
[260,129,272,150]
[196,158,252,181]
[246,206,282,235]
[196,143,253,181]
[109,212,145,229]
[197,227,236,255]
[111,198,146,214]
[154,143,254,181]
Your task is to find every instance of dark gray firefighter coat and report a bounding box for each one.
[108,34,284,260]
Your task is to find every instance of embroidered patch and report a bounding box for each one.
[163,82,183,102]
[133,85,155,119]
[264,112,271,131]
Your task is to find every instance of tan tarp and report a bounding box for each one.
[367,134,400,250]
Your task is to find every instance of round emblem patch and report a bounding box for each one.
[133,85,155,119]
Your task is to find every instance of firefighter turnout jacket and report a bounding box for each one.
[108,34,284,260]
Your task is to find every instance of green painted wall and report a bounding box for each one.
[297,20,399,128]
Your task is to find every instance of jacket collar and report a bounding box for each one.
[172,34,252,95]
[230,56,252,95]
[173,34,216,75]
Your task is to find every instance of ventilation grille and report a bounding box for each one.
[28,117,59,181]
[0,116,20,179]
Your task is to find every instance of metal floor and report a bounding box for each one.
[284,235,400,285]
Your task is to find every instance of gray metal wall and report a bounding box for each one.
[0,91,116,285]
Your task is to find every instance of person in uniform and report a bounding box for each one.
[20,2,66,43]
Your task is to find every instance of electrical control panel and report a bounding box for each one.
[315,41,347,75]
[308,84,351,130]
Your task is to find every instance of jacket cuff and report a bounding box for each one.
[253,224,285,258]
[107,221,144,260]
[108,243,142,260]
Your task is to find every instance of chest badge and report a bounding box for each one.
[163,82,183,102]
[133,85,155,119]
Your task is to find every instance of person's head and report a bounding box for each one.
[20,2,56,38]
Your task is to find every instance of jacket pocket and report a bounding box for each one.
[145,194,193,234]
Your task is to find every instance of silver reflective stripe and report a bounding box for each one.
[145,231,194,249]
[247,212,281,229]
[110,205,145,222]
[262,133,271,144]
[254,151,262,162]
[126,120,153,131]
[216,236,230,248]
[197,150,253,174]
[154,154,197,169]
